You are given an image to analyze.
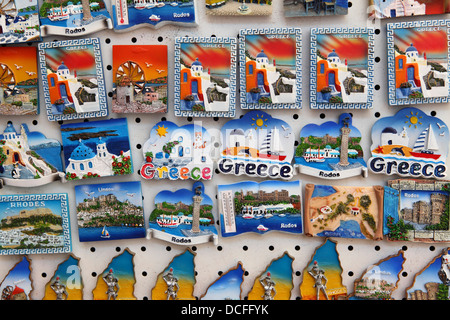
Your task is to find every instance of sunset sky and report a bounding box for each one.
[45,45,96,76]
[394,27,448,60]
[0,47,37,84]
[245,34,296,67]
[180,42,231,76]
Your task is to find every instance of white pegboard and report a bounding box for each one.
[1,0,450,301]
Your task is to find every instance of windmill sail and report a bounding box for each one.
[260,127,284,154]
[413,124,439,153]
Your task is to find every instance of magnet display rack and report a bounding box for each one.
[0,0,448,300]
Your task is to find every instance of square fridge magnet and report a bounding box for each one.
[239,28,302,110]
[310,27,374,109]
[38,38,108,121]
[112,45,168,114]
[369,0,449,19]
[284,0,348,18]
[174,36,237,118]
[0,0,41,44]
[387,19,450,106]
[205,0,272,16]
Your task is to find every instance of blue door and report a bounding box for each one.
[178,146,184,157]
[328,72,335,86]
[407,66,415,81]
[59,84,68,98]
[257,72,267,94]
[191,80,199,101]
[390,9,396,17]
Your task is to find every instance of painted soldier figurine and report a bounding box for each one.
[51,276,68,300]
[163,268,179,300]
[103,268,120,300]
[260,272,276,300]
[308,261,329,300]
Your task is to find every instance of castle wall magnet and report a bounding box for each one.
[0,193,71,255]
[387,19,450,105]
[61,118,133,180]
[205,0,272,16]
[368,107,449,179]
[304,183,384,240]
[148,181,218,245]
[384,179,450,242]
[217,180,302,237]
[0,46,39,115]
[174,36,237,118]
[75,181,145,242]
[0,256,32,300]
[43,254,83,300]
[0,121,65,187]
[294,113,368,179]
[285,0,348,18]
[112,0,197,31]
[310,27,374,109]
[139,121,214,181]
[0,0,41,44]
[38,38,108,121]
[217,110,295,180]
[200,262,245,300]
[39,0,113,37]
[112,45,168,114]
[239,28,302,109]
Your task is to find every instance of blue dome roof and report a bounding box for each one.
[58,62,69,70]
[256,50,268,58]
[70,140,96,160]
[405,44,418,53]
[328,49,339,58]
[3,122,16,133]
[382,127,397,134]
[192,58,202,66]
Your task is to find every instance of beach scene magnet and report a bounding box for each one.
[205,0,272,16]
[0,0,41,44]
[294,113,367,179]
[43,254,83,300]
[0,256,32,300]
[239,28,302,109]
[284,0,348,18]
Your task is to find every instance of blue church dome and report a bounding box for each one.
[58,62,69,71]
[328,49,339,58]
[70,140,96,160]
[256,50,268,58]
[3,121,16,133]
[405,44,418,53]
[192,58,202,66]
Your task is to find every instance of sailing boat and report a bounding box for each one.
[303,146,326,163]
[410,124,441,160]
[101,225,110,238]
[257,127,287,161]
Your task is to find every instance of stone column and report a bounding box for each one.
[191,195,203,233]
[338,126,351,167]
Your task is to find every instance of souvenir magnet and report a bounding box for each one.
[139,121,214,181]
[39,0,113,37]
[406,247,450,300]
[60,118,133,180]
[0,193,71,255]
[0,47,39,115]
[112,45,168,114]
[369,0,447,20]
[310,27,374,109]
[0,0,41,44]
[304,183,384,240]
[92,248,136,300]
[148,181,218,245]
[350,250,405,300]
[387,19,450,105]
[294,113,368,179]
[174,36,237,118]
[151,248,196,300]
[75,181,145,242]
[285,0,348,18]
[247,252,294,300]
[43,254,83,300]
[205,0,272,16]
[368,107,449,179]
[299,239,347,300]
[217,110,295,180]
[239,28,302,109]
[112,0,197,31]
[217,180,302,237]
[200,262,245,300]
[38,38,108,121]
[384,179,450,242]
[0,121,65,188]
[0,256,32,300]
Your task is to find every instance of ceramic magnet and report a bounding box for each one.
[174,36,237,117]
[0,193,72,255]
[112,45,168,114]
[368,107,449,178]
[75,181,145,242]
[0,121,65,188]
[310,27,374,109]
[39,0,113,37]
[148,181,218,245]
[38,38,108,121]
[205,0,272,16]
[0,47,39,115]
[0,0,41,44]
[217,110,295,180]
[239,28,302,109]
[304,183,384,240]
[43,254,83,300]
[294,113,368,179]
[384,179,450,242]
[369,0,447,20]
[217,180,302,237]
[139,121,214,181]
[200,262,245,300]
[61,118,133,180]
[0,256,32,300]
[113,0,197,31]
[285,0,348,18]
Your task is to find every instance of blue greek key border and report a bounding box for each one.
[238,28,302,110]
[0,193,72,255]
[174,36,237,118]
[38,38,109,121]
[387,19,450,106]
[310,27,374,110]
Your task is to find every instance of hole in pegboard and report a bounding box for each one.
[244,271,249,276]
[243,245,248,251]
[161,117,167,121]
[135,117,141,123]
[293,114,299,120]
[375,112,381,118]
[105,38,111,44]
[91,272,97,277]
[215,168,220,174]
[216,219,220,225]
[431,111,437,117]
[218,271,223,276]
[213,117,219,121]
[295,245,300,251]
[90,247,96,252]
[136,144,142,149]
[143,296,149,300]
[429,246,435,251]
[320,113,325,119]
[192,246,197,251]
[348,1,352,7]
[268,245,274,251]
[294,140,299,146]
[402,245,408,251]
[374,245,380,251]
[142,271,147,277]
[115,247,121,252]
[131,37,137,43]
[375,29,381,35]
[295,271,301,276]
[166,246,171,251]
[348,245,353,251]
[348,271,354,277]
[41,272,47,278]
[375,57,381,63]
[375,84,380,90]
[32,120,38,125]
[217,246,223,251]
[141,246,146,252]
[158,36,164,42]
[402,271,408,277]
[58,120,64,125]
[83,119,89,122]
[187,117,193,122]
[137,169,141,175]
[107,65,112,71]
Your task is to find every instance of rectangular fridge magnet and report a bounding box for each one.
[205,0,272,16]
[38,38,108,121]
[239,28,302,110]
[174,36,237,118]
[310,27,375,109]
[0,0,41,44]
[284,0,348,18]
[369,0,448,20]
[387,19,450,106]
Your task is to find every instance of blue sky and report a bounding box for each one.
[75,181,143,207]
[201,263,244,300]
[300,113,361,139]
[218,180,301,198]
[155,182,213,207]
[400,190,449,210]
[0,199,63,219]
